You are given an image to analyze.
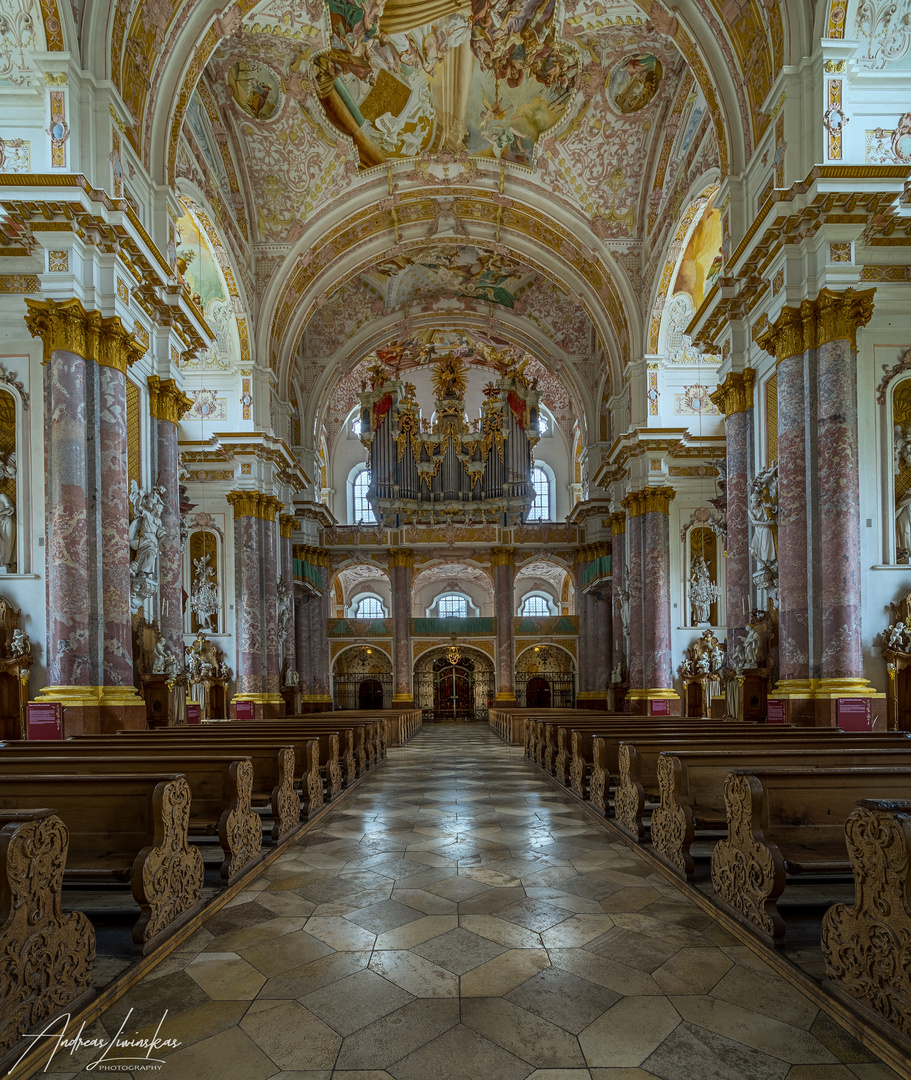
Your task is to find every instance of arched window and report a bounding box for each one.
[354,595,386,618]
[437,593,468,618]
[349,466,376,524]
[519,594,551,617]
[528,466,551,521]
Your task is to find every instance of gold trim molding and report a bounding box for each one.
[623,487,677,518]
[709,369,755,416]
[574,542,610,564]
[148,376,193,425]
[34,684,146,707]
[24,297,144,375]
[754,288,875,365]
[610,512,626,536]
[295,545,330,567]
[232,692,286,704]
[625,688,681,700]
[770,677,882,700]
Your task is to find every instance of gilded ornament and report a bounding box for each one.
[24,297,144,375]
[709,369,755,416]
[148,376,193,425]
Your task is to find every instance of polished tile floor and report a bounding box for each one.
[45,726,903,1080]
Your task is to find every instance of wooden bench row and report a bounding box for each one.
[0,715,391,1060]
[510,706,911,1044]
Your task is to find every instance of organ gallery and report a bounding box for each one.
[0,0,910,1074]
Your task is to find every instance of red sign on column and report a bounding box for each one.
[27,703,62,739]
[766,700,787,724]
[235,700,255,720]
[186,702,201,725]
[651,700,669,716]
[837,698,872,732]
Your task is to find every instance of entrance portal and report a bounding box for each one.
[526,676,552,708]
[413,647,494,722]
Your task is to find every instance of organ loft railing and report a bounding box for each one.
[357,351,541,526]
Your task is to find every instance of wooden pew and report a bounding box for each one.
[0,752,264,882]
[568,723,771,802]
[0,810,95,1057]
[215,725,350,793]
[43,738,301,842]
[561,721,758,790]
[710,767,911,945]
[821,797,911,1039]
[615,733,911,840]
[93,732,326,820]
[0,774,204,952]
[263,717,381,772]
[650,743,911,878]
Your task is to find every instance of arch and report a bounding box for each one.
[517,592,557,617]
[349,592,388,619]
[527,463,555,522]
[425,591,479,619]
[331,642,393,668]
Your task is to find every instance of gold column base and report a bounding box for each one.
[770,678,884,700]
[392,693,414,703]
[35,684,146,707]
[625,688,681,701]
[576,691,606,701]
[232,692,286,704]
[495,692,518,702]
[301,694,333,703]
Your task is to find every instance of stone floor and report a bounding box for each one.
[40,725,906,1080]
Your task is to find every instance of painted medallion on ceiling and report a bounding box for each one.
[314,0,581,166]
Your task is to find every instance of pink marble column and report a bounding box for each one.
[43,347,95,688]
[262,505,281,699]
[98,364,133,689]
[149,379,191,666]
[574,554,594,700]
[610,515,627,677]
[492,548,516,702]
[625,488,678,715]
[26,299,145,733]
[309,561,332,703]
[389,550,413,704]
[278,517,298,683]
[711,372,754,653]
[295,593,313,699]
[817,336,863,681]
[625,507,644,692]
[776,350,811,687]
[230,503,264,698]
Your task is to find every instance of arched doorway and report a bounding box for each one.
[526,676,552,708]
[332,646,392,710]
[413,646,494,722]
[358,678,384,709]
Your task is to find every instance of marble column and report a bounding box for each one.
[389,548,414,705]
[624,488,680,715]
[709,371,754,654]
[610,514,627,679]
[573,548,594,703]
[294,591,313,701]
[575,543,609,709]
[278,515,298,686]
[227,491,285,718]
[624,500,645,694]
[148,378,193,667]
[492,547,517,702]
[262,497,282,706]
[309,555,332,707]
[757,288,879,726]
[25,297,146,734]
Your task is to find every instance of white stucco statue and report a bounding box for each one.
[129,481,166,612]
[896,490,911,561]
[688,555,720,624]
[894,423,911,474]
[190,553,219,631]
[748,461,779,603]
[0,493,15,570]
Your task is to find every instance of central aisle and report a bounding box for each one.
[73,725,898,1080]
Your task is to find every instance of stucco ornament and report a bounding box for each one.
[688,554,720,624]
[189,553,219,631]
[129,482,167,613]
[748,460,779,605]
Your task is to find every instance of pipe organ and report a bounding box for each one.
[357,355,541,526]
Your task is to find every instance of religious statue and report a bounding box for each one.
[688,555,720,624]
[618,585,630,639]
[896,490,911,562]
[610,663,624,684]
[151,637,180,678]
[894,423,911,474]
[10,627,29,660]
[277,578,293,638]
[748,460,779,604]
[0,450,16,480]
[285,669,300,688]
[129,481,166,612]
[735,622,761,670]
[189,553,219,631]
[0,493,15,571]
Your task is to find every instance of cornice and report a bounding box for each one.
[24,297,143,374]
[226,490,284,522]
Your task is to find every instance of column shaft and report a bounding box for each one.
[390,551,413,704]
[492,549,516,701]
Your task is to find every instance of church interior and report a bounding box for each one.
[1,0,911,1075]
